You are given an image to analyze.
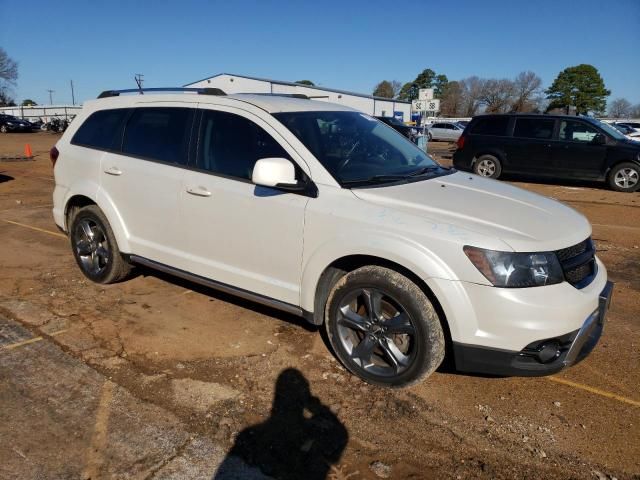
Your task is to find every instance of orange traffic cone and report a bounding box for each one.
[24,144,33,158]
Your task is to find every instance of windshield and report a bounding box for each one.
[274,111,443,186]
[589,118,626,140]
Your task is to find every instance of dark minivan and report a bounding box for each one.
[453,114,640,192]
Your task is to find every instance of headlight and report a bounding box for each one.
[464,246,564,287]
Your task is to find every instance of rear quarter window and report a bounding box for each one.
[71,109,130,150]
[470,116,510,136]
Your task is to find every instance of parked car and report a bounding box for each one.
[0,114,33,133]
[453,114,640,192]
[427,121,464,141]
[617,122,640,134]
[52,89,612,387]
[611,123,640,141]
[456,120,470,128]
[375,116,417,140]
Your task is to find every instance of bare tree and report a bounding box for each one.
[511,71,542,112]
[459,76,485,117]
[608,98,632,118]
[440,81,464,117]
[479,78,515,113]
[391,80,402,98]
[0,47,18,84]
[630,104,640,118]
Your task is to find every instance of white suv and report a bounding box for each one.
[51,88,613,387]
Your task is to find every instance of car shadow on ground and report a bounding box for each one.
[133,266,318,333]
[213,368,349,480]
[0,173,14,183]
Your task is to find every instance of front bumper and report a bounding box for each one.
[452,281,614,376]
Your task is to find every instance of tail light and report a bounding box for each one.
[50,146,59,167]
[456,135,466,150]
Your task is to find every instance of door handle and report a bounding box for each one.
[104,166,122,176]
[186,186,212,197]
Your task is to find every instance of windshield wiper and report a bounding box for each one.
[342,166,442,187]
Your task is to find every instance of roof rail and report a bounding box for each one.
[248,93,310,100]
[97,87,226,99]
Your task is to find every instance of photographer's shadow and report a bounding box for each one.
[214,368,348,480]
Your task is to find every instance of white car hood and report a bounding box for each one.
[352,171,592,252]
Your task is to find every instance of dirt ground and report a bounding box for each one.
[1,132,638,480]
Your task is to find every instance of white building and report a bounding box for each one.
[185,73,412,121]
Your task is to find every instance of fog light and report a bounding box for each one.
[536,342,561,363]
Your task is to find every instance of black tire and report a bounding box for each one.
[427,132,433,141]
[0,125,7,133]
[608,162,640,192]
[68,205,131,284]
[473,154,502,179]
[324,266,445,387]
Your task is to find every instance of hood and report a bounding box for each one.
[351,171,592,252]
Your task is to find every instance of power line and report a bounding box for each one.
[46,89,55,105]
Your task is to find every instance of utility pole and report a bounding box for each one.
[70,80,76,106]
[135,73,144,88]
[47,89,55,105]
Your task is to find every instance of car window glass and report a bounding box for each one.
[72,109,129,150]
[513,118,555,140]
[432,123,443,129]
[470,117,509,136]
[197,110,290,180]
[559,120,598,143]
[122,108,193,164]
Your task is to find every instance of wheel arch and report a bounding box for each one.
[63,187,131,253]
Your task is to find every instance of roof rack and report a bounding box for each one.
[246,93,310,100]
[97,87,226,99]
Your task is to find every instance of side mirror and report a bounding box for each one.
[252,157,303,190]
[593,133,606,145]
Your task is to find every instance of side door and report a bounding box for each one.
[181,107,309,306]
[430,123,444,140]
[551,119,608,178]
[506,117,556,175]
[99,105,195,269]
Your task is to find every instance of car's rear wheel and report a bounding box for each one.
[325,266,445,387]
[0,125,8,133]
[608,162,640,192]
[473,154,502,179]
[69,205,131,284]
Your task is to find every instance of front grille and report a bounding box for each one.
[556,238,596,289]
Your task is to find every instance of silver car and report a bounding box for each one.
[428,121,464,142]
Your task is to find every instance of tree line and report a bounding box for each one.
[373,65,638,118]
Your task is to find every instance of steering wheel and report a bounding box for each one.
[337,140,360,171]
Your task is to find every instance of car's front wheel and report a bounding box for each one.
[0,125,8,133]
[608,162,640,192]
[473,154,502,179]
[325,266,445,387]
[69,205,131,284]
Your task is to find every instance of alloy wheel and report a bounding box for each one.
[614,167,639,190]
[73,219,110,276]
[476,159,496,177]
[335,287,416,377]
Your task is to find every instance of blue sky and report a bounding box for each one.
[1,0,638,106]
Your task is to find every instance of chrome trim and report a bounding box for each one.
[129,255,303,316]
[563,281,613,366]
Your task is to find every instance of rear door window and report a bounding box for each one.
[470,116,510,136]
[559,120,599,143]
[72,109,130,150]
[513,118,555,140]
[122,107,194,165]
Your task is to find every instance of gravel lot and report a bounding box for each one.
[1,132,638,479]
